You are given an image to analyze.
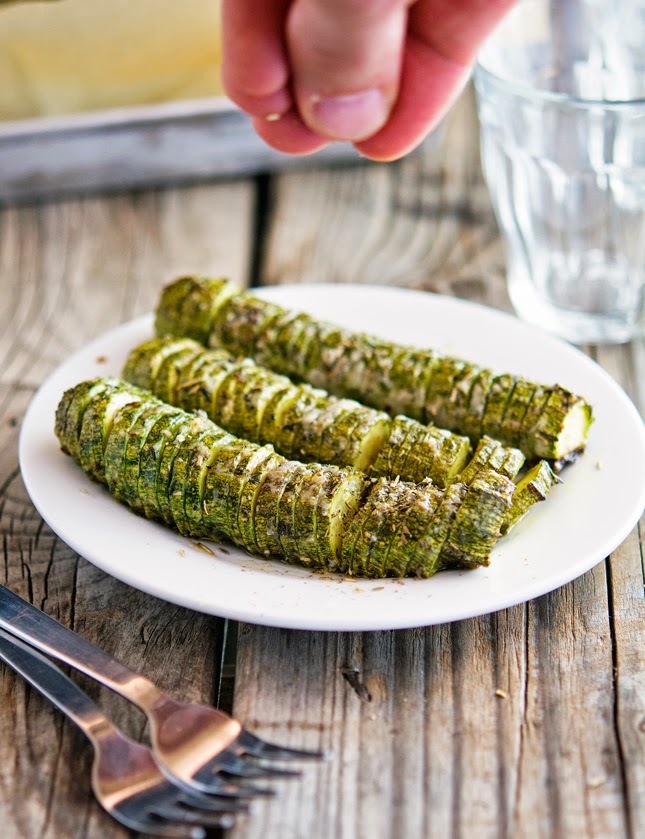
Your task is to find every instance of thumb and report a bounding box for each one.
[286,0,410,142]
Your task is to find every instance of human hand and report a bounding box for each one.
[221,0,516,161]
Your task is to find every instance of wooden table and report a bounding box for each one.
[1,90,643,839]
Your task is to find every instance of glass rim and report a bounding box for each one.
[474,62,645,110]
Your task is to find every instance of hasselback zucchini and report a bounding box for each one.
[154,276,594,463]
[55,377,532,578]
[123,336,474,488]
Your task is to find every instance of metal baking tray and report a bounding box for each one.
[0,96,362,203]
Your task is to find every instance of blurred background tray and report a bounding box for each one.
[0,96,361,203]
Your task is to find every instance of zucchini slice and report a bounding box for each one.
[78,382,145,483]
[137,411,186,522]
[183,429,237,537]
[104,400,152,504]
[395,423,471,488]
[56,377,563,578]
[438,470,515,570]
[253,460,305,558]
[409,482,470,577]
[237,450,285,554]
[382,481,445,577]
[369,415,471,488]
[156,415,208,527]
[152,277,594,460]
[275,464,318,565]
[201,438,259,546]
[168,419,224,535]
[311,467,365,571]
[501,460,561,535]
[481,374,517,441]
[228,444,279,550]
[385,348,433,419]
[460,368,494,441]
[155,275,236,343]
[498,379,536,448]
[341,479,406,578]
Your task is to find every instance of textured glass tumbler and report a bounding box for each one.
[475,0,645,344]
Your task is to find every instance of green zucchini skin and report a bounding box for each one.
[501,460,561,535]
[123,337,473,488]
[154,276,594,460]
[58,377,550,578]
[438,470,515,569]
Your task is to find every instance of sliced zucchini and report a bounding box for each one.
[370,415,470,488]
[237,450,285,554]
[153,277,594,461]
[369,415,415,481]
[183,429,237,537]
[438,470,515,569]
[155,275,236,343]
[481,374,517,440]
[460,368,494,441]
[156,415,205,527]
[224,444,279,550]
[501,460,561,535]
[396,423,472,488]
[79,383,144,483]
[312,467,365,570]
[253,460,305,558]
[274,385,327,460]
[151,343,203,405]
[410,482,469,577]
[381,481,445,577]
[498,379,536,448]
[213,291,286,361]
[275,464,318,565]
[168,419,223,535]
[55,377,565,579]
[384,348,433,419]
[425,358,471,428]
[137,411,186,522]
[201,438,259,545]
[104,400,152,504]
[342,479,406,578]
[290,466,329,568]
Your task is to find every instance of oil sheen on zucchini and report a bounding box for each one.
[154,276,594,462]
[55,377,540,578]
[123,336,473,489]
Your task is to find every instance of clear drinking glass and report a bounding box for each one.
[474,0,645,344]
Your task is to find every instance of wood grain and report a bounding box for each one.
[0,182,255,838]
[229,89,645,839]
[0,87,642,839]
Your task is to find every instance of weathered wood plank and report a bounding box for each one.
[0,180,256,838]
[596,339,645,839]
[229,88,644,839]
[0,85,641,839]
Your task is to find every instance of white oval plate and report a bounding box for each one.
[19,285,645,631]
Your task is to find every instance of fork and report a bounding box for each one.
[0,627,248,837]
[0,584,325,794]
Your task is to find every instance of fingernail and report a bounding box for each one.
[310,89,388,141]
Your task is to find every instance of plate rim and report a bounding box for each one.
[18,284,645,631]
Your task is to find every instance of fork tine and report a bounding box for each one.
[162,769,270,799]
[117,816,207,839]
[186,763,279,796]
[151,804,238,830]
[212,751,302,779]
[237,729,329,761]
[175,789,251,814]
